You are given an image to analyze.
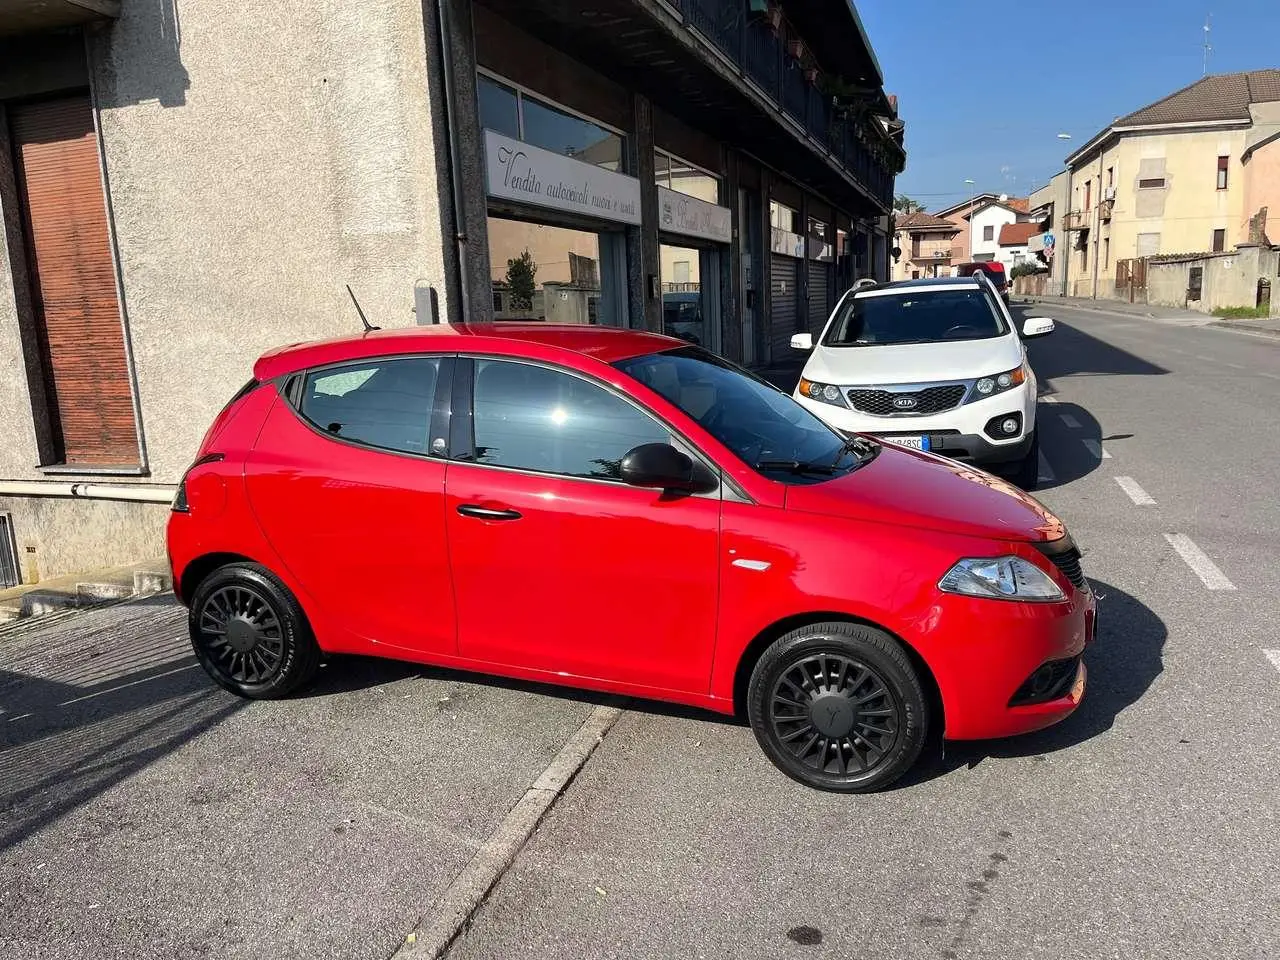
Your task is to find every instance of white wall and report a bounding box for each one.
[969,204,1018,262]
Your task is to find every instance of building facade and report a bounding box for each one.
[1060,70,1280,300]
[0,0,902,583]
[890,211,959,280]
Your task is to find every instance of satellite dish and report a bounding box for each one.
[999,193,1008,202]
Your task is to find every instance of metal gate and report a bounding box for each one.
[769,254,799,360]
[807,260,830,336]
[0,514,18,589]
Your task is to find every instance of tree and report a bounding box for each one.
[894,195,925,215]
[505,249,537,309]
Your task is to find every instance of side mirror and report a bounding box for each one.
[790,332,814,350]
[619,443,716,493]
[1021,316,1055,338]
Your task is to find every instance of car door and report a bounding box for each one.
[444,356,721,694]
[244,353,457,656]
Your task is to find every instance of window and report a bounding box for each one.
[1212,228,1226,252]
[982,225,994,242]
[1217,155,1229,190]
[1085,180,1092,210]
[1103,237,1110,267]
[1136,232,1161,257]
[471,359,669,480]
[1188,266,1203,300]
[299,358,440,455]
[476,73,623,171]
[655,149,720,204]
[1107,167,1114,188]
[1138,177,1166,189]
[770,200,798,233]
[911,269,920,279]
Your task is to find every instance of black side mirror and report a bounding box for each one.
[619,443,716,493]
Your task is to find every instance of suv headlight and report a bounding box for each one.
[939,556,1065,602]
[968,364,1027,401]
[798,377,848,407]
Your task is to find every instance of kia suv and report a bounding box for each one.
[790,276,1054,489]
[169,323,1092,793]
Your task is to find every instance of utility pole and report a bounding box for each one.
[1203,14,1213,76]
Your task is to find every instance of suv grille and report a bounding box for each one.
[846,384,966,417]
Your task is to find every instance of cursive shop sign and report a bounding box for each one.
[484,130,641,225]
[657,186,731,244]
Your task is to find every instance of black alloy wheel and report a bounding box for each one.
[189,562,321,699]
[748,622,929,792]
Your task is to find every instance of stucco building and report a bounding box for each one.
[890,211,959,280]
[0,0,903,584]
[1060,70,1280,299]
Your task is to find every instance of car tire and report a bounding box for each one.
[747,621,929,793]
[1010,429,1040,491]
[188,562,321,699]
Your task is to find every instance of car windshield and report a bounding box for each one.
[822,288,1008,347]
[614,346,871,483]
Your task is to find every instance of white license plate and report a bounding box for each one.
[881,435,929,451]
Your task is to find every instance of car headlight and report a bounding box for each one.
[798,377,848,407]
[970,364,1027,400]
[938,556,1065,602]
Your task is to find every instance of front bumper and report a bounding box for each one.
[915,579,1097,741]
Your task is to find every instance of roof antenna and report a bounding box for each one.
[346,284,380,332]
[1203,13,1212,76]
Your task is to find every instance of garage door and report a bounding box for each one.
[807,260,829,336]
[769,254,798,360]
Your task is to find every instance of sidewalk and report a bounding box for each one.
[0,558,171,625]
[1021,293,1280,338]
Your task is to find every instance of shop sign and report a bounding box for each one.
[484,129,641,225]
[770,227,806,258]
[657,186,731,243]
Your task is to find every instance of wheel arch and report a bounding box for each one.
[731,612,944,733]
[177,551,261,606]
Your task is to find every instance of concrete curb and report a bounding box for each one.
[392,702,625,959]
[0,564,171,626]
[1209,320,1280,339]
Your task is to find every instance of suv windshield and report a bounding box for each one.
[614,346,874,483]
[822,288,1008,347]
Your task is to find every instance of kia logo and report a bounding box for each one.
[893,396,918,409]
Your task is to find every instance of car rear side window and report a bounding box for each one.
[470,359,669,480]
[299,357,440,455]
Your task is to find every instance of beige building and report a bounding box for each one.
[891,212,959,280]
[1061,70,1280,299]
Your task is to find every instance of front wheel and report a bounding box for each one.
[747,622,929,792]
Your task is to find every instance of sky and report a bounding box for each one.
[860,0,1280,210]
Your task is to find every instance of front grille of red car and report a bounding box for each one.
[1009,656,1081,706]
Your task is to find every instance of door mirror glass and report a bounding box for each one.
[790,332,814,350]
[619,443,714,492]
[1021,316,1056,338]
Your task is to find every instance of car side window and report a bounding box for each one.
[299,357,440,455]
[471,359,670,480]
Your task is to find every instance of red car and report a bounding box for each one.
[956,261,1009,302]
[169,324,1095,792]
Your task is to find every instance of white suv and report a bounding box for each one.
[790,275,1055,488]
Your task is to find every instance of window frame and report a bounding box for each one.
[449,354,731,499]
[476,68,627,154]
[1216,155,1229,190]
[287,353,454,461]
[982,225,994,242]
[1212,228,1226,252]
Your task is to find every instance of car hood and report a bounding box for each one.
[803,336,1021,386]
[785,443,1065,543]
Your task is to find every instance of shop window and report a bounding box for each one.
[477,76,519,138]
[770,201,798,234]
[660,243,721,350]
[478,71,623,171]
[655,149,720,204]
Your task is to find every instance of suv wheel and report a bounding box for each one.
[747,621,929,792]
[189,562,321,699]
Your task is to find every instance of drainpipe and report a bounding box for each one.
[435,0,471,323]
[0,481,175,504]
[1092,148,1104,300]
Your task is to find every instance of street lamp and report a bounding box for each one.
[964,179,978,266]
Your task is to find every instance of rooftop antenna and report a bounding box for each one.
[346,284,380,332]
[1203,13,1212,76]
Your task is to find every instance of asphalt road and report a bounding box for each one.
[2,303,1278,959]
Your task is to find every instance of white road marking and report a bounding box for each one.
[1114,476,1156,505]
[1193,354,1215,362]
[7,713,32,723]
[1082,439,1112,459]
[1164,534,1237,591]
[1040,395,1059,404]
[1222,362,1245,369]
[1264,650,1280,674]
[1059,413,1082,429]
[1260,372,1280,380]
[1037,452,1056,483]
[56,663,199,707]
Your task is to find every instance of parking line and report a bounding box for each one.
[7,713,32,723]
[1164,534,1237,591]
[1222,362,1245,370]
[1082,439,1112,459]
[1114,476,1156,505]
[1059,413,1082,429]
[1261,372,1280,380]
[56,662,199,707]
[1040,395,1059,404]
[1037,452,1056,484]
[1264,650,1280,675]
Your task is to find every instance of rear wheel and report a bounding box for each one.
[1009,429,1040,491]
[747,621,928,792]
[189,562,321,699]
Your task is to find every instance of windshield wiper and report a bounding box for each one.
[755,458,838,476]
[829,435,879,469]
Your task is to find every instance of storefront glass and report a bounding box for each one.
[655,150,719,204]
[477,73,623,171]
[488,217,625,325]
[660,243,720,350]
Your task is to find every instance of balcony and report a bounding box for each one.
[0,0,119,35]
[1099,198,1114,221]
[911,248,952,262]
[1064,210,1089,231]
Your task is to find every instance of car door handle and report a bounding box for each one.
[456,504,522,521]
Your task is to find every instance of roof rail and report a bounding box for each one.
[851,278,879,291]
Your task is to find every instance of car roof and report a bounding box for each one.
[253,323,682,382]
[852,276,983,298]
